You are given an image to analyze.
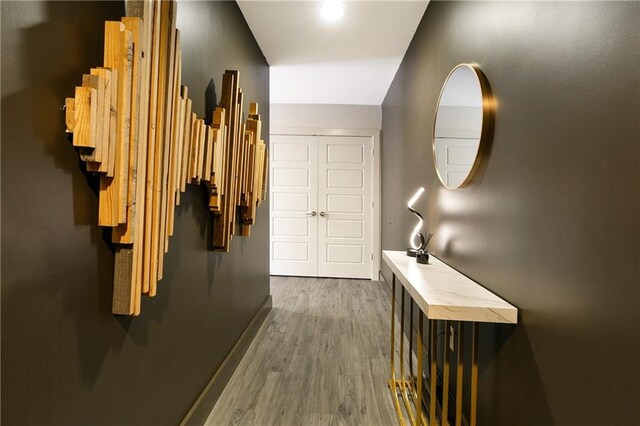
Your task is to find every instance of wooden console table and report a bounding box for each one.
[383,250,517,426]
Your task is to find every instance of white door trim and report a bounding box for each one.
[271,127,381,280]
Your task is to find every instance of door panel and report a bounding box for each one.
[318,136,373,279]
[270,135,318,276]
[326,194,364,213]
[434,137,478,188]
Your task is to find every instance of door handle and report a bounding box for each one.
[319,211,328,217]
[306,211,317,217]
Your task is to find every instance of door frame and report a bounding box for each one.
[271,127,381,280]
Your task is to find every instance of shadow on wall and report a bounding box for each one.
[1,0,218,388]
[478,323,553,424]
[1,0,130,387]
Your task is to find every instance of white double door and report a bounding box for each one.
[270,135,373,279]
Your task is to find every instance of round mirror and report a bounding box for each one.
[433,64,494,189]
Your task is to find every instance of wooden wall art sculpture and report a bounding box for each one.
[63,0,268,316]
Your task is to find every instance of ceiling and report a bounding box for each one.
[237,1,429,105]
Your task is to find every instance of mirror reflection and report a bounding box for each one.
[433,64,489,189]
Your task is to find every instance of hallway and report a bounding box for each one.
[206,276,397,425]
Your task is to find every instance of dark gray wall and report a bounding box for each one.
[381,2,639,425]
[1,1,269,425]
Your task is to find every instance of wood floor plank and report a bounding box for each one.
[205,277,396,426]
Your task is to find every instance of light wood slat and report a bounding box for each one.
[175,86,187,205]
[234,90,244,210]
[242,108,262,226]
[113,16,143,244]
[255,142,264,208]
[197,119,203,182]
[245,102,260,204]
[174,94,185,206]
[209,107,226,214]
[237,125,246,206]
[65,97,75,133]
[230,89,244,238]
[180,97,192,192]
[239,130,251,207]
[229,74,240,246]
[186,112,197,183]
[189,119,200,181]
[104,22,133,225]
[202,126,214,183]
[80,74,105,167]
[249,139,265,225]
[98,68,119,227]
[210,128,219,191]
[192,119,201,181]
[93,68,115,176]
[212,73,235,251]
[240,141,256,237]
[150,0,176,292]
[200,124,208,182]
[243,128,251,204]
[244,131,252,203]
[72,86,97,149]
[187,115,196,181]
[89,69,112,174]
[111,17,142,317]
[243,140,256,225]
[158,22,178,271]
[111,22,142,315]
[242,105,262,230]
[142,0,161,294]
[158,21,180,270]
[214,108,226,186]
[212,71,236,251]
[203,125,214,182]
[196,120,206,182]
[220,123,227,199]
[111,0,153,316]
[166,44,182,243]
[133,0,154,313]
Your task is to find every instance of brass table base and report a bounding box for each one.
[389,273,479,426]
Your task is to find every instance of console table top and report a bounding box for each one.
[383,250,517,324]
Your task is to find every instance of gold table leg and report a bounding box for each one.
[414,312,424,426]
[429,319,437,426]
[399,289,417,425]
[455,322,464,426]
[389,274,406,426]
[470,322,479,426]
[443,321,450,425]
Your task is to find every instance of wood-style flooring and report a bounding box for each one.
[205,276,398,426]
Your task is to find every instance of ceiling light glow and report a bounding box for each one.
[319,1,345,22]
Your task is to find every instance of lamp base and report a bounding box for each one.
[406,248,419,257]
[416,250,429,264]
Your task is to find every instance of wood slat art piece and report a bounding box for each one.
[63,0,268,316]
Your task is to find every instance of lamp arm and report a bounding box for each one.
[408,207,425,250]
[408,205,423,222]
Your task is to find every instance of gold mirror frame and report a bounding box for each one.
[432,63,495,189]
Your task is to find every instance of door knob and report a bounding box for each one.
[306,211,317,217]
[319,211,328,217]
